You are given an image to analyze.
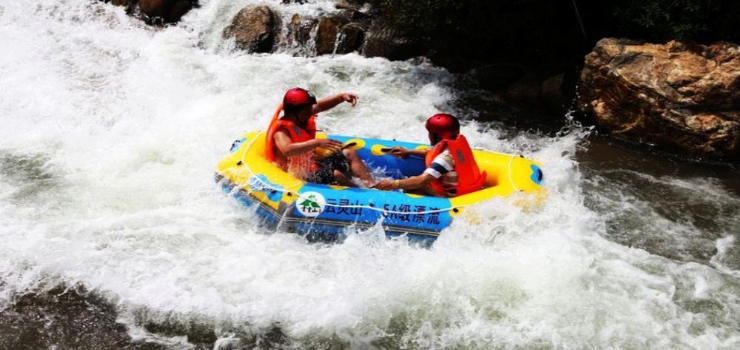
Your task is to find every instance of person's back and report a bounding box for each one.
[375,113,485,197]
[423,129,484,197]
[424,147,458,197]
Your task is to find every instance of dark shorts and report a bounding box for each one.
[306,152,351,184]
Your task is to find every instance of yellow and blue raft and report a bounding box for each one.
[215,131,544,243]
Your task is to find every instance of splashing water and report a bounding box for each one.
[1,1,739,349]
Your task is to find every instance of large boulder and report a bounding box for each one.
[98,0,135,14]
[287,14,313,42]
[139,0,194,23]
[335,22,364,54]
[223,5,278,53]
[285,14,317,54]
[313,15,363,55]
[316,16,344,55]
[362,19,427,61]
[578,38,740,160]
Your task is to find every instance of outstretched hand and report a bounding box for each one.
[341,93,358,107]
[374,179,396,191]
[387,146,409,158]
[315,138,343,152]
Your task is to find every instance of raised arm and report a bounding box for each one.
[312,92,358,114]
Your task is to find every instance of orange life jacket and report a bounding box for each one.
[424,135,487,196]
[265,104,319,176]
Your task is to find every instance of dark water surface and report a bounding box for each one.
[578,137,740,266]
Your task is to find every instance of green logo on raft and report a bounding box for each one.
[296,191,326,217]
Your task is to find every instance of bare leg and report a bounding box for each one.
[333,170,355,187]
[342,149,375,187]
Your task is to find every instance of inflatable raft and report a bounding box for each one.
[215,131,544,243]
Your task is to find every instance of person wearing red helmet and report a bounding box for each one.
[374,114,486,197]
[265,88,375,187]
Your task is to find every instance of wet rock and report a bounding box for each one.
[505,73,545,112]
[109,0,129,6]
[139,0,194,24]
[98,0,136,14]
[316,16,343,55]
[286,14,318,54]
[542,71,578,117]
[579,38,740,160]
[472,63,526,91]
[362,19,427,61]
[336,23,364,54]
[223,5,279,53]
[315,13,365,56]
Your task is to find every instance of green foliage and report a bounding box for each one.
[613,0,709,41]
[369,0,495,40]
[365,0,512,58]
[360,0,739,63]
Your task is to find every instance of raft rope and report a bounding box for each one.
[231,132,469,216]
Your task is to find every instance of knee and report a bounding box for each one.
[334,170,350,183]
[342,148,359,161]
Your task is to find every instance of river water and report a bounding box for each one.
[1,1,739,349]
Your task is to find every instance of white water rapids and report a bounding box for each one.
[1,1,739,349]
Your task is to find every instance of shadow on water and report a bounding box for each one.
[0,283,353,350]
[576,135,740,266]
[0,151,65,206]
[0,285,164,350]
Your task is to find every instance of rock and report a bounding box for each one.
[139,0,194,23]
[505,73,541,105]
[99,0,135,14]
[472,63,526,91]
[316,16,343,55]
[317,14,364,56]
[362,19,427,61]
[286,14,317,53]
[336,23,364,54]
[542,71,578,117]
[223,5,278,53]
[216,1,417,60]
[578,38,740,160]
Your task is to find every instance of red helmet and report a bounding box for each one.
[425,113,460,140]
[283,88,316,109]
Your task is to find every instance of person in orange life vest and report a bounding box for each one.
[374,114,486,197]
[265,88,375,187]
